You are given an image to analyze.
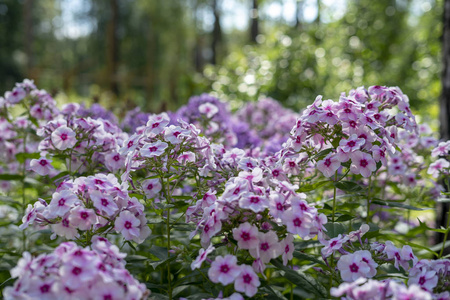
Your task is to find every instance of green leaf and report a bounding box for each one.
[336,214,355,222]
[172,195,192,200]
[50,171,70,181]
[311,148,333,161]
[149,245,169,261]
[293,251,326,267]
[154,203,175,210]
[334,181,364,192]
[371,200,428,211]
[324,223,346,238]
[0,174,24,181]
[15,152,40,163]
[271,259,327,297]
[297,180,330,192]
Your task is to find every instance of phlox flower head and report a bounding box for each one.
[145,112,170,136]
[431,141,450,157]
[232,222,259,250]
[191,244,215,270]
[46,190,78,218]
[321,234,348,258]
[317,153,341,178]
[208,255,241,285]
[68,206,97,230]
[141,178,162,198]
[29,156,54,176]
[427,158,449,178]
[280,234,295,266]
[140,140,168,158]
[114,210,141,241]
[89,190,119,216]
[249,231,282,263]
[164,125,190,144]
[104,152,125,172]
[234,264,260,297]
[199,102,219,118]
[51,126,77,150]
[239,192,269,213]
[337,250,378,282]
[4,87,26,104]
[350,151,377,177]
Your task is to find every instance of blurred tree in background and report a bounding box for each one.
[0,0,443,117]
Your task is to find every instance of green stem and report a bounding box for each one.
[332,171,337,223]
[439,206,450,258]
[21,130,28,252]
[366,177,372,224]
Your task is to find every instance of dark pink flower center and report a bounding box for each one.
[272,170,279,176]
[347,141,356,147]
[261,242,269,251]
[276,203,283,211]
[72,267,82,275]
[419,276,426,285]
[113,155,120,161]
[149,146,158,152]
[147,184,153,190]
[241,232,250,241]
[293,218,302,227]
[62,219,69,227]
[101,199,109,206]
[324,158,331,167]
[250,196,260,204]
[285,245,290,253]
[360,159,368,168]
[39,159,47,166]
[80,212,88,219]
[220,264,229,273]
[58,198,65,206]
[349,263,359,273]
[124,221,132,229]
[152,122,159,128]
[330,241,337,247]
[174,131,181,137]
[60,133,68,141]
[289,161,295,167]
[127,141,134,148]
[204,225,209,233]
[40,284,50,293]
[243,274,252,284]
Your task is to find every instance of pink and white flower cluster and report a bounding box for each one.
[286,86,418,179]
[4,237,149,300]
[21,173,151,243]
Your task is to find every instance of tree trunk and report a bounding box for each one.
[295,0,303,29]
[23,0,33,78]
[437,0,450,253]
[250,0,259,43]
[211,0,222,65]
[106,0,119,96]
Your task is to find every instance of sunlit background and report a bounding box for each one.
[0,0,443,119]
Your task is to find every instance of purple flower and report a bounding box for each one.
[191,244,215,270]
[234,265,260,297]
[232,222,259,250]
[115,210,141,241]
[140,140,168,158]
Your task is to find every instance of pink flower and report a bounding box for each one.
[339,134,365,153]
[208,255,241,285]
[232,222,259,250]
[234,265,260,297]
[164,125,190,144]
[191,244,215,270]
[20,202,45,230]
[68,206,97,230]
[283,209,313,239]
[249,231,282,263]
[47,190,79,218]
[317,153,341,178]
[280,234,295,266]
[239,192,269,213]
[141,178,162,198]
[51,126,77,150]
[431,141,450,157]
[238,167,263,183]
[90,190,118,216]
[408,268,438,292]
[427,158,449,178]
[268,191,286,220]
[145,112,170,136]
[119,133,140,155]
[321,234,348,258]
[52,216,79,239]
[104,152,125,172]
[5,87,26,104]
[29,157,54,176]
[115,210,141,240]
[199,103,219,118]
[140,140,168,158]
[337,250,378,282]
[350,151,377,177]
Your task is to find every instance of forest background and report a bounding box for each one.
[0,0,443,122]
